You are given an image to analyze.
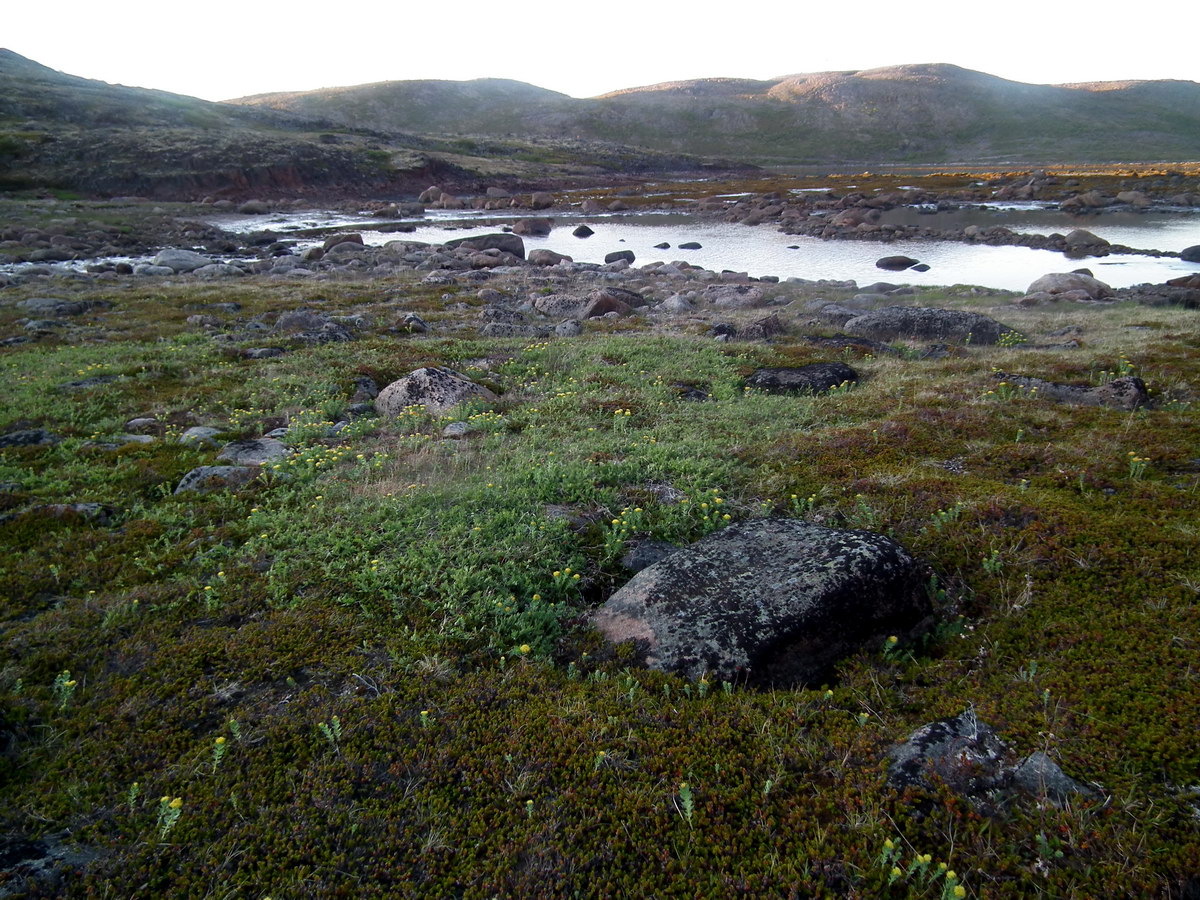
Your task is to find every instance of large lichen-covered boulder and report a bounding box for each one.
[844,306,1011,344]
[375,367,497,417]
[592,519,930,686]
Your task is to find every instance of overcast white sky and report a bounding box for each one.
[6,1,1197,101]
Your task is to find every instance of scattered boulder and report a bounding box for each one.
[376,367,497,416]
[175,465,262,495]
[654,242,671,250]
[152,249,212,273]
[991,373,1150,410]
[591,518,930,685]
[445,233,525,259]
[528,249,572,266]
[17,297,104,317]
[876,255,919,271]
[887,709,1096,808]
[1063,229,1110,249]
[243,347,287,359]
[1180,245,1200,263]
[275,310,328,333]
[512,218,553,237]
[658,294,695,313]
[737,313,786,341]
[580,295,633,319]
[322,233,363,252]
[604,250,636,265]
[555,320,583,337]
[179,426,223,446]
[418,186,442,203]
[532,294,589,319]
[215,438,291,467]
[238,200,269,214]
[573,225,595,238]
[0,428,61,449]
[844,307,1011,345]
[1027,272,1113,299]
[746,362,858,394]
[530,192,554,210]
[678,242,703,250]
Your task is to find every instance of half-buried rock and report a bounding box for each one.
[592,518,930,686]
[376,367,497,416]
[745,362,857,394]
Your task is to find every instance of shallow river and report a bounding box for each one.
[214,205,1200,292]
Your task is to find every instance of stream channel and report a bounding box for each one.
[211,202,1200,293]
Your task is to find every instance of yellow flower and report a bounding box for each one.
[519,644,531,655]
[215,736,226,745]
[169,797,183,809]
[953,887,966,899]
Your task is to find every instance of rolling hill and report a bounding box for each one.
[232,63,1200,165]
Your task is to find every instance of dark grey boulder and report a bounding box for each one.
[243,347,287,359]
[604,250,636,265]
[746,362,858,395]
[444,233,525,259]
[0,429,61,449]
[653,242,671,249]
[888,710,1096,807]
[216,438,291,467]
[991,373,1149,410]
[844,306,1011,345]
[573,225,594,238]
[376,367,497,416]
[1181,245,1200,263]
[887,709,1009,796]
[175,465,262,495]
[876,255,920,270]
[679,242,703,250]
[592,518,930,685]
[621,539,680,573]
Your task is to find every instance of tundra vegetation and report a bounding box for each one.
[1,235,1198,898]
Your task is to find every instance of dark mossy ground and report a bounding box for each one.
[1,268,1199,898]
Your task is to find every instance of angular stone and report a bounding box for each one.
[376,367,497,416]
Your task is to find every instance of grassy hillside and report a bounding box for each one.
[233,63,1200,165]
[0,50,727,198]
